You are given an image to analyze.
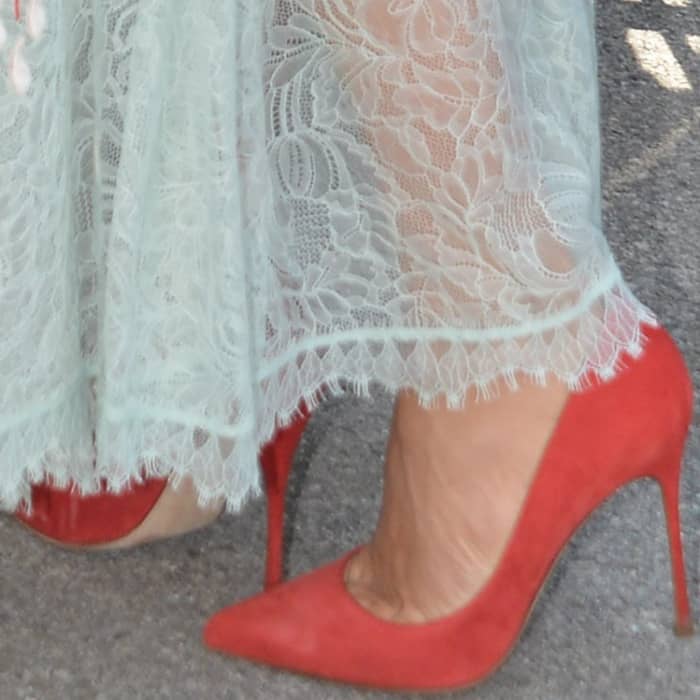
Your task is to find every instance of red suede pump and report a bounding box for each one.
[203,325,694,692]
[16,410,310,589]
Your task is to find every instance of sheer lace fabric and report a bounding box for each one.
[0,0,655,510]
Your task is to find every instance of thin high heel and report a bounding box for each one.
[260,407,311,589]
[16,411,310,588]
[655,455,694,636]
[203,325,695,692]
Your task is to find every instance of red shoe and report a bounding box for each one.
[16,410,310,587]
[203,325,694,692]
[260,410,310,588]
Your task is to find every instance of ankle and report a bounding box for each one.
[344,378,571,623]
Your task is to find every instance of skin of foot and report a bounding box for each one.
[100,477,224,550]
[344,377,570,624]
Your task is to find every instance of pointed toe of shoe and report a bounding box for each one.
[203,559,335,656]
[203,587,293,662]
[201,549,481,691]
[202,551,379,680]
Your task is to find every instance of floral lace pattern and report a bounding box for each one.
[0,1,656,510]
[0,0,47,94]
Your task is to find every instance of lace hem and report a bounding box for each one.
[1,281,656,513]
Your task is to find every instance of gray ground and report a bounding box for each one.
[2,2,699,699]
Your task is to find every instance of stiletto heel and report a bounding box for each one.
[204,325,696,692]
[260,407,311,590]
[655,459,694,637]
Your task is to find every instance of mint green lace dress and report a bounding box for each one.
[0,1,655,510]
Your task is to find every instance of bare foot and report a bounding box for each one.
[344,377,570,623]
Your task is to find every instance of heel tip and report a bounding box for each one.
[674,622,694,638]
